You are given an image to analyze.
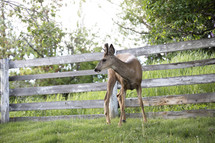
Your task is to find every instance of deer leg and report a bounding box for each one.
[104,72,116,124]
[136,86,147,123]
[104,92,111,124]
[117,88,126,126]
[121,90,126,122]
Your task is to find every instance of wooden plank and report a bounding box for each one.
[9,58,215,81]
[9,52,103,69]
[9,92,215,111]
[1,59,10,123]
[126,109,215,119]
[109,82,118,118]
[142,58,215,71]
[126,92,215,107]
[9,74,215,96]
[0,59,1,83]
[140,74,215,88]
[9,38,215,69]
[8,109,215,122]
[9,70,107,81]
[9,82,107,96]
[0,60,1,90]
[118,38,215,56]
[10,100,104,111]
[9,114,105,122]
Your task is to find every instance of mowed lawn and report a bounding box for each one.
[0,117,215,143]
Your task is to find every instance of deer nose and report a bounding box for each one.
[94,68,101,72]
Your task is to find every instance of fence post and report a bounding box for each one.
[109,50,119,118]
[1,59,10,123]
[109,82,118,118]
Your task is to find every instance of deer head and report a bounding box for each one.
[94,43,115,72]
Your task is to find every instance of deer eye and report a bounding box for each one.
[102,59,106,62]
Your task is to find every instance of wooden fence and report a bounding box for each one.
[1,38,215,123]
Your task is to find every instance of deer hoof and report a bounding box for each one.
[122,120,126,123]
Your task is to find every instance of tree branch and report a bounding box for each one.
[173,26,215,37]
[3,0,39,28]
[141,19,152,30]
[114,21,149,35]
[22,37,44,58]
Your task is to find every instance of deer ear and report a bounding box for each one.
[104,43,108,55]
[109,44,115,55]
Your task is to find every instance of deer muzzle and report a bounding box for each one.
[94,68,101,73]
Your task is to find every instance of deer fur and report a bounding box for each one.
[94,43,147,126]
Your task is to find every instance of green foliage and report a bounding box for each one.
[118,0,215,44]
[0,117,214,143]
[0,0,65,59]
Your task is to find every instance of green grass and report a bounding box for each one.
[0,117,215,143]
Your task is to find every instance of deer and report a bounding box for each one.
[94,43,147,126]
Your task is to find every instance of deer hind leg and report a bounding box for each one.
[117,88,126,126]
[136,86,147,123]
[104,72,116,124]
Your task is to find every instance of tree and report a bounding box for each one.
[117,0,215,45]
[0,0,65,60]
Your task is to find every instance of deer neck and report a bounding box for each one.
[110,56,132,81]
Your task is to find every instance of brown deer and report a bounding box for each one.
[94,43,147,126]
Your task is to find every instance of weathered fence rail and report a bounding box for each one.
[8,38,215,69]
[1,38,215,123]
[9,92,215,111]
[8,74,215,96]
[9,109,215,122]
[8,58,215,81]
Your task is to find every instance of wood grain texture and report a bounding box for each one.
[9,92,215,111]
[126,92,215,107]
[9,38,215,69]
[9,74,215,97]
[8,109,215,122]
[9,82,107,96]
[126,109,215,119]
[9,52,103,68]
[9,70,107,81]
[1,59,10,123]
[142,58,215,71]
[109,82,119,118]
[9,58,215,81]
[10,100,104,111]
[118,38,215,56]
[0,59,1,82]
[140,74,215,88]
[9,114,105,122]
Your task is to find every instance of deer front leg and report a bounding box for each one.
[136,86,147,123]
[104,71,116,124]
[104,92,111,124]
[117,89,126,126]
